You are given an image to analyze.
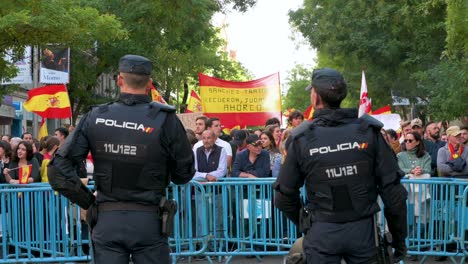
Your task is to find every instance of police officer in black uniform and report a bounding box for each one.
[274,68,407,264]
[48,55,195,264]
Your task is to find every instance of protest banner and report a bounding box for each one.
[199,73,281,128]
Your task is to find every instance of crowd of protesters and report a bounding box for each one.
[0,126,94,186]
[187,111,468,182]
[1,114,465,185]
[186,111,306,180]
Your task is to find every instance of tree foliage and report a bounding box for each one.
[288,0,466,120]
[83,0,254,113]
[0,0,126,102]
[1,0,256,120]
[282,64,312,112]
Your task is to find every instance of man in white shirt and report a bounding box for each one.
[193,117,232,168]
[192,129,226,258]
[193,130,227,181]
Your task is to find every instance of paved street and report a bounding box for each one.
[177,255,456,264]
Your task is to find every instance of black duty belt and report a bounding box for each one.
[98,202,159,212]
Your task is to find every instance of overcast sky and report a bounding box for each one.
[215,0,316,86]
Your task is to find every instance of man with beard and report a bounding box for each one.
[194,116,208,141]
[461,126,468,147]
[424,122,446,176]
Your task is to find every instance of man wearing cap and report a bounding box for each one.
[48,54,195,263]
[411,118,424,138]
[231,134,270,178]
[274,68,407,263]
[437,126,468,177]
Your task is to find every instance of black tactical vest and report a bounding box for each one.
[298,119,380,223]
[86,102,170,200]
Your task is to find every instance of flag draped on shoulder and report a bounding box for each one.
[358,71,372,117]
[23,84,72,118]
[186,90,203,113]
[199,73,281,128]
[149,83,167,104]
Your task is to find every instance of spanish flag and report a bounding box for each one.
[149,83,167,104]
[23,84,72,118]
[372,105,392,115]
[222,125,241,136]
[18,164,32,184]
[186,90,203,113]
[303,105,315,120]
[38,119,48,140]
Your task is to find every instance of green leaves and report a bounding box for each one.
[289,0,466,120]
[1,0,256,118]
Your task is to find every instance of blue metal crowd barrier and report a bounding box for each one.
[0,183,90,263]
[0,178,467,263]
[168,178,298,263]
[399,178,468,264]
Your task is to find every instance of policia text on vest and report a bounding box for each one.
[48,54,195,264]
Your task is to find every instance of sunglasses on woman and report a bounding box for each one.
[404,139,414,143]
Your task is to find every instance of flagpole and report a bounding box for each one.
[32,46,39,138]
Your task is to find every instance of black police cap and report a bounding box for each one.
[305,68,345,91]
[119,55,152,75]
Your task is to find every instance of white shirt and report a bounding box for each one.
[193,146,228,179]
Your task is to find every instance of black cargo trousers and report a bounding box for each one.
[91,208,169,264]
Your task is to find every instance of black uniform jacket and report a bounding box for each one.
[48,93,195,209]
[274,108,407,248]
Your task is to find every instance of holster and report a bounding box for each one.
[374,216,394,264]
[298,206,312,233]
[159,197,177,237]
[86,202,98,232]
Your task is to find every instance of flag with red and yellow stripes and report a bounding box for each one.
[372,105,391,115]
[199,73,281,128]
[149,83,167,104]
[23,84,71,118]
[222,125,241,136]
[186,90,203,113]
[18,164,32,184]
[38,119,48,140]
[303,105,315,120]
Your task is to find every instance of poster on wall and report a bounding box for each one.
[1,47,33,85]
[40,45,70,84]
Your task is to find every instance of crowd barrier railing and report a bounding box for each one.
[0,183,90,263]
[399,178,468,264]
[0,178,467,264]
[168,178,298,263]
